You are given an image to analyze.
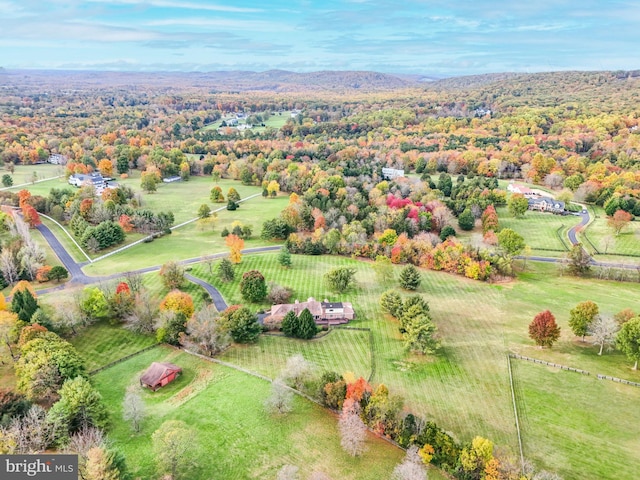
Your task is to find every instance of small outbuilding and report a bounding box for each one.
[140,362,182,391]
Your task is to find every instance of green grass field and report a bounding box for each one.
[580,205,640,256]
[513,360,640,480]
[69,321,158,372]
[1,164,66,192]
[93,345,420,480]
[199,111,291,134]
[497,206,579,253]
[83,194,286,276]
[189,253,640,478]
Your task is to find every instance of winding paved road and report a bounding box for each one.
[567,208,590,246]
[35,220,281,308]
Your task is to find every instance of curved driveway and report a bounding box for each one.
[567,208,590,246]
[35,221,281,307]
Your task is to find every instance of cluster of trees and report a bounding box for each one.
[281,308,318,340]
[0,305,127,479]
[0,213,53,288]
[528,302,640,369]
[269,355,558,480]
[380,291,439,354]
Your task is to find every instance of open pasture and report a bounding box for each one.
[513,360,640,480]
[93,345,413,480]
[581,205,640,256]
[191,253,640,478]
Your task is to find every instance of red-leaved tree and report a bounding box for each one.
[528,310,561,348]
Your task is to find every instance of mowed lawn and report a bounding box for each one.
[83,192,286,276]
[497,206,579,253]
[513,360,640,480]
[93,345,411,480]
[580,205,640,256]
[2,163,66,191]
[191,253,640,477]
[191,253,521,452]
[69,321,157,372]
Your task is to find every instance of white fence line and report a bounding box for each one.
[92,192,262,263]
[39,212,93,263]
[0,175,64,191]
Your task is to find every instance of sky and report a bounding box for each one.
[1,0,639,76]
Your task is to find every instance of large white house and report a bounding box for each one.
[382,167,405,180]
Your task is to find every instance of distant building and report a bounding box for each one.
[507,183,537,199]
[267,297,355,326]
[48,153,67,165]
[528,197,565,214]
[68,172,105,188]
[382,167,405,180]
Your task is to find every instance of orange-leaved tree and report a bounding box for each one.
[160,290,194,318]
[225,234,244,264]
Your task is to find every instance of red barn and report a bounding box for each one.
[140,362,182,391]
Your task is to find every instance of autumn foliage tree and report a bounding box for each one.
[607,209,633,236]
[159,290,194,319]
[225,234,244,264]
[159,261,184,290]
[529,310,561,348]
[481,205,499,234]
[569,301,599,341]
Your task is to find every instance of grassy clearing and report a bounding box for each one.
[190,253,520,452]
[189,254,640,477]
[199,111,291,133]
[222,329,373,381]
[116,174,264,225]
[497,206,579,252]
[68,321,157,372]
[513,360,640,480]
[82,194,286,276]
[2,164,66,190]
[93,345,410,480]
[580,205,640,256]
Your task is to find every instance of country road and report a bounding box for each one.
[34,220,281,306]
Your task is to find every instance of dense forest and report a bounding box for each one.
[1,69,640,249]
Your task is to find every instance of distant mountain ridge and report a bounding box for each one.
[0,69,434,92]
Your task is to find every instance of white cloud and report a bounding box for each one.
[85,0,263,13]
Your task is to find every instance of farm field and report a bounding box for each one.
[580,205,640,256]
[199,110,292,133]
[190,253,640,478]
[1,163,66,190]
[69,320,157,372]
[513,360,640,480]
[82,193,286,276]
[496,206,578,254]
[93,345,421,480]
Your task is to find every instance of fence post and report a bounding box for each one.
[507,355,526,476]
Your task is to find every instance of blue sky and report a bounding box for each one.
[1,0,638,75]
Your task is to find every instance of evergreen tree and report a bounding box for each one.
[297,308,318,339]
[240,270,267,303]
[281,310,298,337]
[12,289,39,323]
[458,209,475,231]
[217,258,235,282]
[278,246,292,268]
[399,265,421,291]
